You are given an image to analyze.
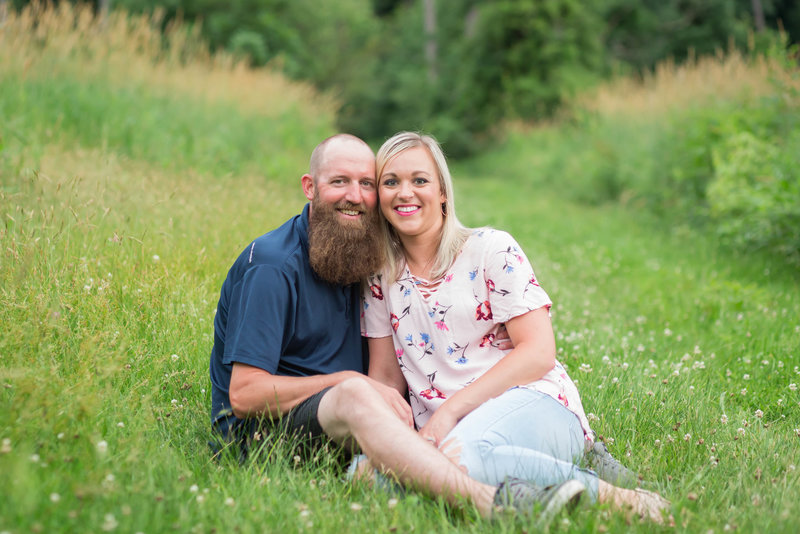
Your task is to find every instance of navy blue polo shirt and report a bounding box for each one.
[209,204,365,440]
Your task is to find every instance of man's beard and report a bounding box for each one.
[308,195,384,285]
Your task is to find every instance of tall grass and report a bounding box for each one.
[1,4,799,533]
[0,2,335,175]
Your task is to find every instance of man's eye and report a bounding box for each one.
[360,180,375,188]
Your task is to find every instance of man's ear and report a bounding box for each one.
[301,174,315,201]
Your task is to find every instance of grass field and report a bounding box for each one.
[1,5,799,533]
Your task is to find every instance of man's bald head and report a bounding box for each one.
[309,134,374,180]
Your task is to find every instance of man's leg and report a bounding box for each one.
[317,377,498,517]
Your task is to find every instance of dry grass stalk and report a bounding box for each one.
[0,1,335,119]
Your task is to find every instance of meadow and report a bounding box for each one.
[1,4,798,533]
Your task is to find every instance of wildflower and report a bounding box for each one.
[587,413,599,423]
[1,438,11,454]
[350,503,363,511]
[388,498,398,509]
[726,369,732,377]
[57,433,64,440]
[795,429,800,438]
[196,495,205,503]
[602,356,611,364]
[225,497,235,507]
[740,388,747,396]
[621,362,629,370]
[654,439,661,448]
[152,255,160,262]
[664,328,672,336]
[30,454,40,463]
[579,364,592,373]
[116,422,124,428]
[721,414,729,424]
[790,383,797,391]
[294,455,301,465]
[299,510,311,518]
[683,434,691,442]
[743,374,750,381]
[50,493,60,503]
[755,410,764,419]
[738,428,746,436]
[102,514,118,531]
[171,354,179,361]
[189,485,199,493]
[96,440,108,455]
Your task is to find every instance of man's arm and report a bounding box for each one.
[229,363,360,419]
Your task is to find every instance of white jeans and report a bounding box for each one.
[442,387,600,500]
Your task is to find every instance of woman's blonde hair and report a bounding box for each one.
[375,132,472,283]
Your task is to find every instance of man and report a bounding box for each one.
[209,134,587,521]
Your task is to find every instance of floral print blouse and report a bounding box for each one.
[361,229,594,440]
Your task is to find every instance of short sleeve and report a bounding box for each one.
[223,264,293,373]
[483,231,551,323]
[361,274,393,338]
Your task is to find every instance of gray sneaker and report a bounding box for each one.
[585,441,640,488]
[494,478,586,526]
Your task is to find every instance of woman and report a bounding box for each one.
[360,131,670,522]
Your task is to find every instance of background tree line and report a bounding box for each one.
[8,0,798,155]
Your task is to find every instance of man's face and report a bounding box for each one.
[304,140,384,285]
[309,141,377,225]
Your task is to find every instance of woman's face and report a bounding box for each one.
[378,146,446,243]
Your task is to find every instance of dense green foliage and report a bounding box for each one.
[44,0,796,156]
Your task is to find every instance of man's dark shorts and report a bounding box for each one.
[224,386,349,464]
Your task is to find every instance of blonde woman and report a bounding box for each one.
[360,131,671,523]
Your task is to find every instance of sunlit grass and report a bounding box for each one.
[574,44,799,119]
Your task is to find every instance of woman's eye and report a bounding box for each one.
[413,177,428,185]
[382,178,397,187]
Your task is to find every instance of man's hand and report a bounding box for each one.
[364,376,414,428]
[495,324,514,351]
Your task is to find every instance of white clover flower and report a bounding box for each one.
[300,510,311,518]
[587,413,599,423]
[743,374,750,380]
[152,255,160,262]
[654,439,661,448]
[737,428,746,436]
[117,422,124,428]
[664,328,672,336]
[621,362,629,371]
[388,498,399,509]
[171,354,179,361]
[790,383,798,391]
[189,484,199,493]
[683,433,691,441]
[96,440,108,454]
[50,493,61,502]
[721,414,729,424]
[102,514,118,531]
[579,363,592,373]
[30,454,40,463]
[741,388,747,396]
[225,497,235,507]
[1,438,11,454]
[755,409,764,419]
[350,503,363,511]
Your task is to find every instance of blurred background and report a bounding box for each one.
[5,0,796,156]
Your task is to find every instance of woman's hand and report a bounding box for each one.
[419,406,459,447]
